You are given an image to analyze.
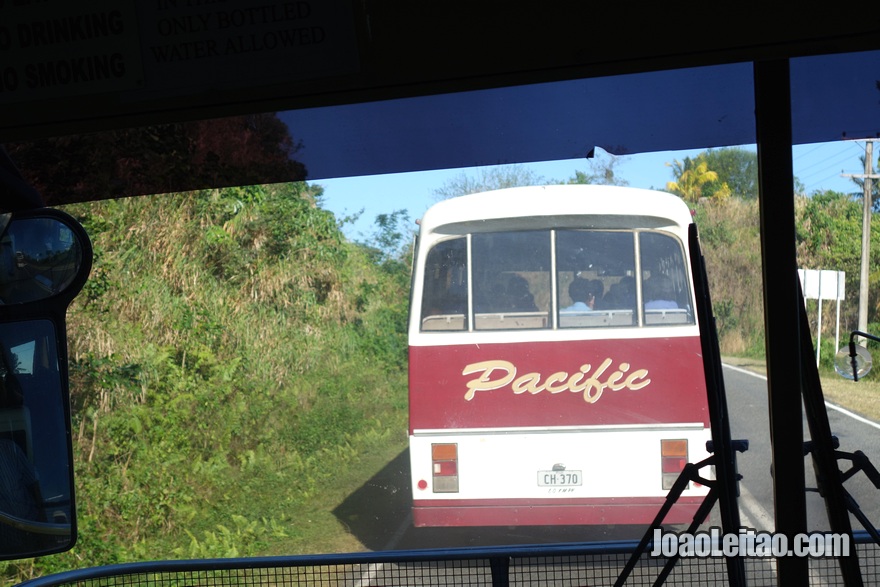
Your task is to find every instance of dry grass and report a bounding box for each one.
[820,376,880,423]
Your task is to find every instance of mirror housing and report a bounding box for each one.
[835,330,880,382]
[0,211,90,306]
[0,208,91,559]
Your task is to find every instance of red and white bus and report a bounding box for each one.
[408,185,711,527]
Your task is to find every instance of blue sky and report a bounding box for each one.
[317,141,872,242]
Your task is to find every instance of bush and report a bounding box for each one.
[6,185,411,581]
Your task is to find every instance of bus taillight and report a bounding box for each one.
[660,439,688,490]
[431,443,459,493]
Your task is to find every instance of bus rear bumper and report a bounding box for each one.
[412,496,705,527]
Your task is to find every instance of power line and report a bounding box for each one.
[799,148,859,182]
[793,142,834,162]
[804,173,856,194]
[796,143,866,194]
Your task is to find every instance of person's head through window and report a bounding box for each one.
[605,275,635,309]
[644,274,678,309]
[564,278,601,311]
[506,275,537,312]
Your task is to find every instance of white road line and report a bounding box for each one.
[356,509,413,586]
[724,363,851,586]
[383,509,413,551]
[723,363,880,430]
[354,562,383,587]
[722,363,768,380]
[738,484,775,532]
[738,485,830,585]
[824,402,880,431]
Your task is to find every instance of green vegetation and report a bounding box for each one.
[822,374,880,422]
[693,197,765,356]
[5,146,880,583]
[2,184,412,582]
[669,150,880,367]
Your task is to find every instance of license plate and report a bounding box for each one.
[538,470,583,486]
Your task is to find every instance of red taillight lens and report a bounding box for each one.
[662,457,687,474]
[661,439,688,490]
[434,461,457,476]
[432,443,459,493]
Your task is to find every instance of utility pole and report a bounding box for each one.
[843,140,879,342]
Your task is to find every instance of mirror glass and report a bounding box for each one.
[0,319,73,558]
[0,216,84,305]
[835,344,873,381]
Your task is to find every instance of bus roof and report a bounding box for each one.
[417,185,693,236]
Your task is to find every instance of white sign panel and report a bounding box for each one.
[798,268,845,366]
[798,269,845,301]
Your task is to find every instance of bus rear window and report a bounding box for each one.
[419,229,693,332]
[471,231,551,330]
[420,238,467,331]
[639,231,694,326]
[557,230,636,328]
[556,229,693,327]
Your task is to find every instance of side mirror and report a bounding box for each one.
[0,211,89,305]
[0,208,91,559]
[835,330,880,382]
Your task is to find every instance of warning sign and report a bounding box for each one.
[136,0,359,99]
[0,1,143,103]
[0,0,359,105]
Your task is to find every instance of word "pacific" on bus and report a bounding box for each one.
[462,358,651,403]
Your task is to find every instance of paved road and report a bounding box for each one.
[724,363,880,535]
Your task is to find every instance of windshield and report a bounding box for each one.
[4,48,880,583]
[31,137,866,566]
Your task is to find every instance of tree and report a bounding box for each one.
[795,189,880,331]
[693,197,764,354]
[699,147,758,199]
[7,113,306,206]
[361,209,414,269]
[666,156,731,204]
[566,151,629,186]
[432,164,546,201]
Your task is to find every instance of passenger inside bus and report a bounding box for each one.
[644,274,679,309]
[562,278,602,312]
[504,275,538,312]
[602,276,636,310]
